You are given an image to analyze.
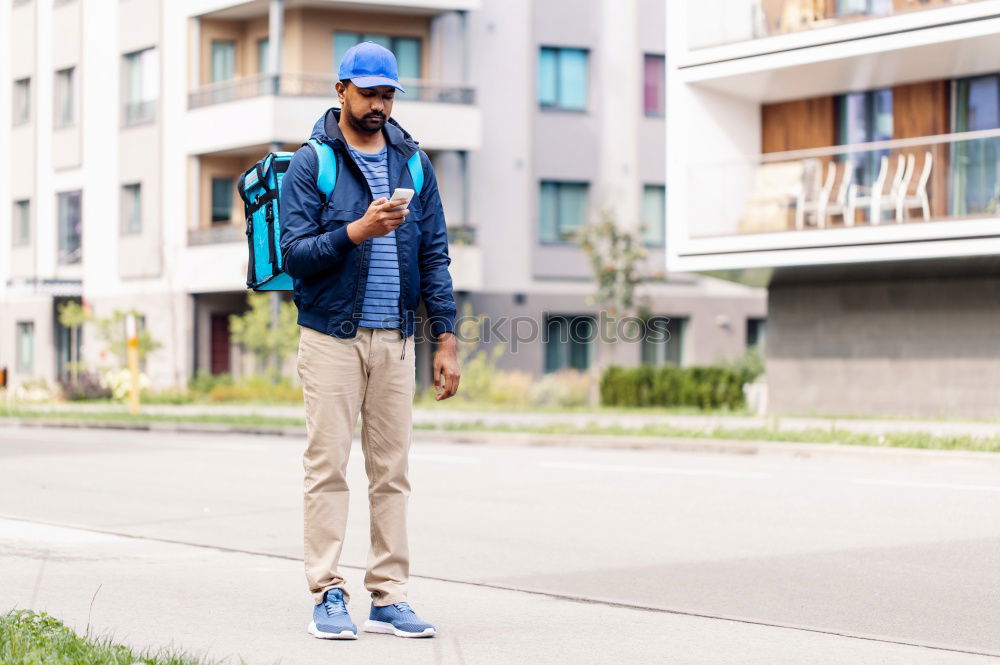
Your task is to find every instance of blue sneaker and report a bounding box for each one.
[364,602,436,638]
[308,588,357,640]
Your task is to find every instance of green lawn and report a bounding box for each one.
[417,421,1000,453]
[0,407,304,429]
[2,406,998,453]
[0,609,245,665]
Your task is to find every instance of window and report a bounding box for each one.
[210,40,236,83]
[257,38,270,73]
[539,181,588,244]
[952,74,1000,216]
[538,47,589,111]
[122,47,159,126]
[836,88,892,187]
[641,317,686,366]
[641,185,666,247]
[643,54,665,117]
[121,184,142,234]
[16,322,34,374]
[13,78,30,126]
[747,318,767,349]
[13,200,30,247]
[57,190,82,264]
[333,33,421,80]
[54,67,75,129]
[211,177,234,224]
[544,315,595,372]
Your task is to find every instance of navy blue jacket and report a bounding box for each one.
[279,108,456,339]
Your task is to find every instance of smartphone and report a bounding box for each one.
[388,188,414,211]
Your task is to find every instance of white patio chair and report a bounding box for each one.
[873,154,908,225]
[846,155,888,226]
[895,151,933,222]
[822,161,853,228]
[797,160,836,229]
[844,155,906,226]
[794,158,825,230]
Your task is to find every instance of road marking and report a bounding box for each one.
[853,478,1000,493]
[540,461,769,480]
[409,453,481,464]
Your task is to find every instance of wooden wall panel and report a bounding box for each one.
[893,81,950,138]
[893,80,950,218]
[761,96,836,153]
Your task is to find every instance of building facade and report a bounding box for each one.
[0,0,765,394]
[668,0,1000,416]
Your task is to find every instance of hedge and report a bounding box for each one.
[600,363,757,410]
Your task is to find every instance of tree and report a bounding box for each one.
[229,293,299,378]
[94,309,162,367]
[577,210,652,403]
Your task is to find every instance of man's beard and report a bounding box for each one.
[347,109,386,134]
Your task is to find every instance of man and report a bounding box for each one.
[279,41,460,641]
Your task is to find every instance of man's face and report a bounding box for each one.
[337,81,396,134]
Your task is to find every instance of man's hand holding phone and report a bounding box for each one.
[347,189,413,244]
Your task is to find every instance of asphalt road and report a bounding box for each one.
[1,425,999,664]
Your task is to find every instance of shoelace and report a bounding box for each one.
[392,602,414,614]
[324,598,349,617]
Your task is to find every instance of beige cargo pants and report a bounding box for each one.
[297,325,415,607]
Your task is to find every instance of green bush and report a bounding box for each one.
[206,375,302,403]
[188,370,233,395]
[600,357,761,410]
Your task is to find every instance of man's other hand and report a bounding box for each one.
[347,198,410,243]
[433,332,460,401]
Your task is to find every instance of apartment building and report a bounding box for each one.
[668,0,1000,416]
[0,0,764,393]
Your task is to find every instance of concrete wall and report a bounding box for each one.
[767,260,1000,418]
[119,0,164,280]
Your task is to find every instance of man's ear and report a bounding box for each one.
[334,80,348,104]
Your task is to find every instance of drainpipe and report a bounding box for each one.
[267,0,284,94]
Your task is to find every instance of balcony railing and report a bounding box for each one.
[188,224,245,246]
[688,128,1000,238]
[188,73,476,110]
[122,100,157,127]
[688,0,986,49]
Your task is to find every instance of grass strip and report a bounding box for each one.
[0,609,246,665]
[0,407,304,428]
[412,421,1000,453]
[3,408,998,453]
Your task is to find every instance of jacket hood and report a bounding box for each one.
[310,107,418,155]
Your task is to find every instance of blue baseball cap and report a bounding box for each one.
[338,41,406,92]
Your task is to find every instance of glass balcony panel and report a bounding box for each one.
[188,73,475,109]
[688,130,1000,237]
[688,0,987,49]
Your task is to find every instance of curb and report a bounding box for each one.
[4,417,1000,465]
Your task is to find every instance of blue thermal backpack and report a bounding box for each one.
[239,138,424,291]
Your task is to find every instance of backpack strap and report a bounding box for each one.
[407,151,424,195]
[306,138,338,202]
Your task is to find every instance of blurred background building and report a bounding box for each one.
[0,0,765,392]
[668,0,1000,416]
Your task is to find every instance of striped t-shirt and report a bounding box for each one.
[346,143,401,330]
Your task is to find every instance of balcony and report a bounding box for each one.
[672,129,1000,270]
[185,74,481,153]
[687,0,988,50]
[190,0,481,19]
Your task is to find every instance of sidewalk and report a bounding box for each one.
[11,401,1000,438]
[2,517,992,665]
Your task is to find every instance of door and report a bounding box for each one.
[210,313,231,375]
